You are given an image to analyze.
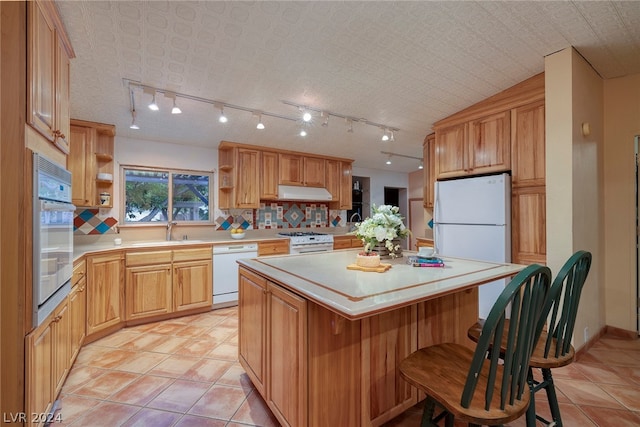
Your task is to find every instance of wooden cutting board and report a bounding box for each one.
[346,263,392,273]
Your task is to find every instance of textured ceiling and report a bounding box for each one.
[56,1,640,173]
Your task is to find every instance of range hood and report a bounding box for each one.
[277,185,333,201]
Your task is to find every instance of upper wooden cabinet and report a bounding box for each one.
[260,151,279,200]
[434,111,510,179]
[27,0,74,154]
[423,134,436,209]
[67,120,115,208]
[511,100,546,188]
[219,141,353,208]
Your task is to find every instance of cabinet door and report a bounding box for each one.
[26,322,53,426]
[339,161,353,210]
[279,154,303,186]
[435,123,467,179]
[55,37,71,152]
[511,187,546,265]
[173,259,212,312]
[52,301,70,396]
[303,157,325,187]
[325,160,340,203]
[235,148,260,208]
[261,151,279,200]
[511,101,545,187]
[28,0,56,143]
[238,268,268,396]
[125,264,172,320]
[68,125,96,207]
[267,282,307,427]
[69,278,86,364]
[86,253,124,336]
[423,134,435,209]
[469,110,511,174]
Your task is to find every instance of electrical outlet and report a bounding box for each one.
[584,326,589,342]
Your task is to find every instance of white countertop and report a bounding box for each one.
[238,249,526,320]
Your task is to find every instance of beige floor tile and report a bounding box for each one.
[86,347,139,369]
[583,348,640,367]
[174,415,227,427]
[71,370,140,399]
[109,375,174,406]
[180,358,234,383]
[555,378,626,409]
[118,332,168,352]
[574,361,638,386]
[147,354,200,378]
[206,325,237,341]
[579,405,640,427]
[60,365,106,393]
[66,401,140,427]
[148,379,211,413]
[91,329,141,348]
[175,323,214,338]
[121,408,182,427]
[188,384,250,419]
[53,394,102,426]
[115,351,168,374]
[147,320,189,335]
[216,363,255,391]
[599,383,640,411]
[207,342,239,361]
[231,390,279,426]
[145,335,192,354]
[175,337,224,357]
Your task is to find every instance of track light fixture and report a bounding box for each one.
[301,108,312,123]
[166,93,182,114]
[147,89,159,111]
[214,102,228,123]
[389,130,395,142]
[129,109,140,130]
[381,150,423,170]
[299,128,307,137]
[282,100,399,139]
[255,113,265,130]
[381,128,390,141]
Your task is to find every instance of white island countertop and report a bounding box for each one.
[238,249,526,320]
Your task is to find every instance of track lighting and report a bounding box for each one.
[215,103,228,123]
[321,111,329,127]
[381,150,423,170]
[389,130,395,142]
[148,90,159,111]
[381,128,390,141]
[167,93,182,114]
[300,128,307,137]
[255,113,265,130]
[301,108,312,123]
[129,110,140,129]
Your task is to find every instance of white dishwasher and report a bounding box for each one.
[212,242,258,307]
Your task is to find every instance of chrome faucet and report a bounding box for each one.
[166,221,177,241]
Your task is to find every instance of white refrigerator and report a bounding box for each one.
[433,173,511,319]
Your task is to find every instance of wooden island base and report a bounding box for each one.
[238,266,478,427]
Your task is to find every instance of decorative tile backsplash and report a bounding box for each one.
[214,203,346,230]
[74,209,118,235]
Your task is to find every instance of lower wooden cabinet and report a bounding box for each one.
[257,239,289,256]
[333,235,363,250]
[239,268,307,427]
[125,247,212,321]
[86,252,124,336]
[26,316,54,427]
[68,274,86,363]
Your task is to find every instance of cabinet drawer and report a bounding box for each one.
[126,250,172,267]
[173,247,212,262]
[258,240,289,256]
[72,259,86,286]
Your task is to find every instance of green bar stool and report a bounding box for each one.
[468,250,592,426]
[399,264,552,427]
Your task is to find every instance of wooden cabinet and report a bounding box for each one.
[27,0,74,154]
[511,100,546,265]
[423,133,435,209]
[86,252,124,336]
[325,159,340,203]
[238,268,307,427]
[258,239,289,256]
[26,319,54,426]
[125,248,212,321]
[218,144,260,209]
[69,262,86,364]
[52,300,70,396]
[125,251,173,320]
[173,248,213,312]
[333,235,363,250]
[67,119,115,207]
[434,110,510,179]
[279,153,304,186]
[261,151,279,200]
[303,157,325,187]
[338,161,353,210]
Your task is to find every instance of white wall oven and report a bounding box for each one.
[33,153,75,326]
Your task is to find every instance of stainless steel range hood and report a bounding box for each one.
[277,185,333,201]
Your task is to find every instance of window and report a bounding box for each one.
[122,166,212,224]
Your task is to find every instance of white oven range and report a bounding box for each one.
[278,231,334,254]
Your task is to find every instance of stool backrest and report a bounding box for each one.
[461,264,551,410]
[540,250,592,358]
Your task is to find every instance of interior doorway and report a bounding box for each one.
[384,186,408,249]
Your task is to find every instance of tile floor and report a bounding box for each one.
[56,307,640,426]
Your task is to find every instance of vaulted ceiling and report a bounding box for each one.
[57,1,640,173]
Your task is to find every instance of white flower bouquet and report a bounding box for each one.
[351,205,410,256]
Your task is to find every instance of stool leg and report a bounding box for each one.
[421,397,437,427]
[542,368,563,427]
[526,368,537,427]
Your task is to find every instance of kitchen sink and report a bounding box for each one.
[129,240,204,247]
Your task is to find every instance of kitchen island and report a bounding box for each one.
[237,250,525,427]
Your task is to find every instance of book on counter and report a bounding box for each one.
[407,255,445,268]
